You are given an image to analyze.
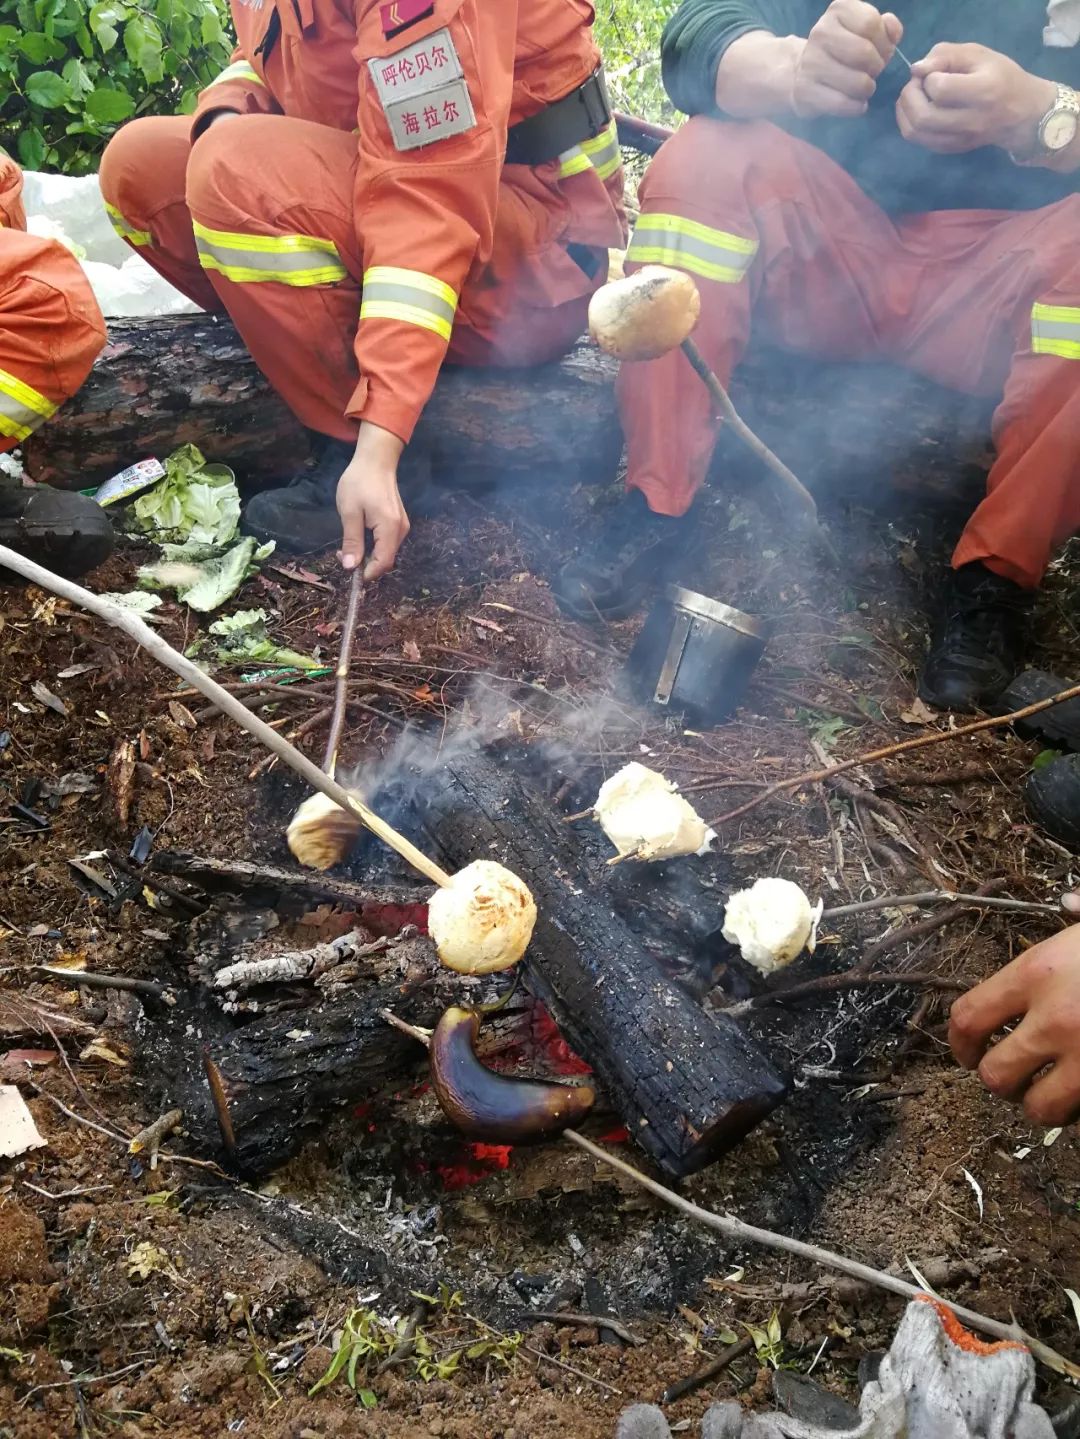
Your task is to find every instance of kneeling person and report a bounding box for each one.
[0,154,113,577]
[100,0,626,581]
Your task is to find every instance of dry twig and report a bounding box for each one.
[708,679,1080,829]
[563,1129,1080,1380]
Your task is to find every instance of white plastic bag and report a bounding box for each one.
[21,170,201,320]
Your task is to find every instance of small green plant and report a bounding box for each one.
[0,0,233,175]
[743,1310,786,1370]
[593,0,681,124]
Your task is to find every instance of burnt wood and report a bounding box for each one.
[27,314,990,508]
[404,751,790,1178]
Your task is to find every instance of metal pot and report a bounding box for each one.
[624,585,770,724]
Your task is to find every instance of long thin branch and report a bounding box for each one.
[822,892,1061,920]
[0,544,450,889]
[708,678,1080,829]
[323,569,363,777]
[719,970,966,1018]
[563,1130,1080,1380]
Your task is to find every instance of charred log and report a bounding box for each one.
[401,751,790,1178]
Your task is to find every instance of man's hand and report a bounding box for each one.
[336,422,409,580]
[949,915,1080,1128]
[791,0,903,119]
[897,44,1056,155]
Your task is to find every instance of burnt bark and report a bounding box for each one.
[405,752,790,1178]
[26,313,988,507]
[27,316,624,492]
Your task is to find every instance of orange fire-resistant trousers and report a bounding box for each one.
[620,118,1080,589]
[98,114,603,445]
[0,158,105,457]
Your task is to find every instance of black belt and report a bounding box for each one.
[504,67,613,167]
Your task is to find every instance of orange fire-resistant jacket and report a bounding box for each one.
[0,155,105,453]
[190,0,625,442]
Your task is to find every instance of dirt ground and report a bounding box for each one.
[1,444,1079,1439]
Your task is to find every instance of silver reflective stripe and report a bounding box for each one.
[359,279,455,329]
[192,221,348,286]
[1032,302,1080,359]
[626,213,758,284]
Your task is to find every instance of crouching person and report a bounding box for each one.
[556,0,1080,714]
[99,0,626,581]
[0,153,113,576]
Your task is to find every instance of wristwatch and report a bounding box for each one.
[1010,82,1080,165]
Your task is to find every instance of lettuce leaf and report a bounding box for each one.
[138,537,275,613]
[130,444,240,548]
[207,608,320,669]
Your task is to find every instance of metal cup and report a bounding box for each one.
[625,585,770,724]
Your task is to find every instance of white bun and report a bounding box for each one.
[589,265,701,361]
[429,859,537,974]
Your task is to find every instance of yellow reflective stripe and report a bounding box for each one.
[0,366,57,442]
[559,120,621,181]
[207,60,265,89]
[360,266,458,341]
[104,201,151,247]
[192,220,348,286]
[558,147,592,178]
[627,213,758,284]
[1032,301,1080,359]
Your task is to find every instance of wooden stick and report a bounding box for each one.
[323,569,363,777]
[719,970,966,1018]
[822,891,1061,920]
[680,337,836,569]
[34,965,168,1000]
[0,544,451,889]
[563,1129,1080,1380]
[661,1334,756,1406]
[708,677,1080,830]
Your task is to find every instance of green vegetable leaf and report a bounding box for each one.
[139,538,277,613]
[131,444,240,547]
[25,70,71,108]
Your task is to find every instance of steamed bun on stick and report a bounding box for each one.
[722,877,822,974]
[429,860,537,974]
[594,762,714,861]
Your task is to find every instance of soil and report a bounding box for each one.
[1,435,1079,1439]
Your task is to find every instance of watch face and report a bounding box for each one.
[1044,109,1078,152]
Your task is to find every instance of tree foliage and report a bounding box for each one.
[0,0,233,174]
[594,0,681,125]
[0,0,676,177]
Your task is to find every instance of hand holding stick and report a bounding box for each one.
[0,542,451,889]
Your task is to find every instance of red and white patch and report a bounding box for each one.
[368,26,476,150]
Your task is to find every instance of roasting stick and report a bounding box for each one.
[322,568,364,780]
[0,543,452,889]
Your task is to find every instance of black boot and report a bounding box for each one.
[1025,752,1080,848]
[918,562,1034,712]
[998,668,1080,752]
[552,490,690,623]
[0,474,114,580]
[243,436,433,554]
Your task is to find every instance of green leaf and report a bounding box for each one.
[25,70,71,108]
[18,31,65,61]
[16,126,47,169]
[200,7,222,44]
[124,12,164,82]
[84,86,135,122]
[89,1,127,52]
[62,56,95,98]
[1033,749,1063,772]
[0,24,20,43]
[357,1388,378,1409]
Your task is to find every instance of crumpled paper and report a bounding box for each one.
[615,1300,1057,1439]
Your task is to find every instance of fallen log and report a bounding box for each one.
[27,314,991,508]
[27,316,625,492]
[403,749,790,1178]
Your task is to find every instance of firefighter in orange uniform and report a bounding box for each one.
[0,154,113,576]
[100,0,626,579]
